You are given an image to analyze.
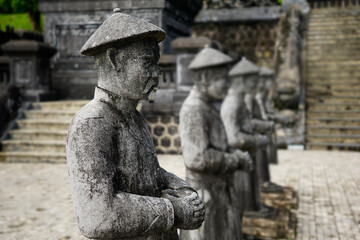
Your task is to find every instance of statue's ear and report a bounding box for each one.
[106,48,121,72]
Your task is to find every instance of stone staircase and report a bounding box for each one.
[0,101,88,163]
[305,8,360,150]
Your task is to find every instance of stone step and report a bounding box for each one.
[306,82,360,90]
[307,110,360,118]
[306,125,360,134]
[16,119,71,131]
[307,44,360,51]
[308,34,360,41]
[307,117,360,126]
[310,9,360,16]
[24,110,77,120]
[306,90,360,97]
[307,29,360,36]
[307,54,360,61]
[307,73,360,79]
[307,103,360,111]
[9,129,67,141]
[306,134,360,144]
[307,96,360,104]
[309,16,360,22]
[0,151,66,163]
[308,22,360,28]
[306,142,360,151]
[32,100,88,110]
[307,40,360,47]
[306,59,360,66]
[1,140,66,153]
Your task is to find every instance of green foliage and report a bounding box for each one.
[11,0,38,13]
[0,13,35,31]
[0,0,13,13]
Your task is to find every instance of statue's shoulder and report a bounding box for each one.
[73,100,106,121]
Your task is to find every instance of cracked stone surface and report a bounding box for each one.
[1,151,360,239]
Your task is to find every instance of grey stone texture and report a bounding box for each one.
[66,11,204,239]
[1,40,56,101]
[221,58,268,213]
[39,0,202,99]
[192,20,278,66]
[180,47,253,239]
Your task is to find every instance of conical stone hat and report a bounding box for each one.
[259,67,275,76]
[81,8,166,56]
[189,46,233,70]
[229,57,259,77]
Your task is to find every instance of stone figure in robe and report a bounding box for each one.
[180,46,253,240]
[252,67,283,193]
[66,9,204,240]
[221,57,277,218]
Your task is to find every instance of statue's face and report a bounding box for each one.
[243,74,258,93]
[257,76,266,92]
[197,66,229,100]
[265,76,273,90]
[109,38,161,101]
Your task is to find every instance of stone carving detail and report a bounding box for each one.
[180,46,253,239]
[146,115,182,154]
[66,9,204,239]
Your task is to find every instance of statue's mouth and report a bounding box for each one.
[143,78,159,94]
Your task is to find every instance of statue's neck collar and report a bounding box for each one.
[94,86,138,113]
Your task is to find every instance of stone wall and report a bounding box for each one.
[192,7,281,67]
[39,0,202,99]
[192,21,278,67]
[145,115,181,154]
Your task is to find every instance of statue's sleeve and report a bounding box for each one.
[220,97,256,149]
[67,117,174,239]
[180,108,238,174]
[160,168,196,191]
[251,119,275,134]
[255,93,269,121]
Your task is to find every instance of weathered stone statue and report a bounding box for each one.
[66,9,204,240]
[220,57,275,218]
[257,67,278,165]
[252,67,283,193]
[180,46,253,240]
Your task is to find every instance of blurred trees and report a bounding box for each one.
[0,0,40,32]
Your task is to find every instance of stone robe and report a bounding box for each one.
[221,91,262,212]
[254,92,278,169]
[179,89,243,240]
[67,87,192,240]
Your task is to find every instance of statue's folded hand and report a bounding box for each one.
[162,191,205,230]
[255,134,269,147]
[232,149,254,172]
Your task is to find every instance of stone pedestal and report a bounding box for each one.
[1,40,56,101]
[261,186,299,210]
[243,208,296,239]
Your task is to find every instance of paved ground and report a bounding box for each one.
[0,150,359,240]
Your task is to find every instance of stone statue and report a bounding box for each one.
[66,9,204,240]
[257,67,279,165]
[251,67,283,193]
[220,57,276,218]
[180,46,253,240]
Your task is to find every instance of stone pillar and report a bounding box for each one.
[1,40,56,101]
